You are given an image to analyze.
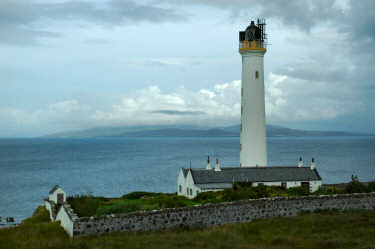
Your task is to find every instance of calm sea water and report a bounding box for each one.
[0,136,374,225]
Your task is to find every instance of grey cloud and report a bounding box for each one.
[42,0,186,25]
[276,66,354,85]
[152,110,206,115]
[0,0,187,46]
[163,0,341,31]
[0,26,60,46]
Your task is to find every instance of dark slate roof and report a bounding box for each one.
[182,168,190,178]
[195,183,233,190]
[49,185,61,194]
[188,166,322,184]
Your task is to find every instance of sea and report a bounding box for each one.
[0,136,374,226]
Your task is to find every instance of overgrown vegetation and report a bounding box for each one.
[67,177,375,217]
[1,206,375,249]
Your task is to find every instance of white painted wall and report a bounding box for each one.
[177,169,203,199]
[177,169,187,196]
[56,206,74,237]
[239,49,267,167]
[310,180,322,192]
[49,187,66,204]
[185,171,201,199]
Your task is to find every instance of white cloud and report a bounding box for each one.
[91,82,241,127]
[0,73,370,137]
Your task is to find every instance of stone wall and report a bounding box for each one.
[44,199,57,221]
[54,192,375,237]
[75,193,375,237]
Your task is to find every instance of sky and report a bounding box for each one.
[0,0,374,137]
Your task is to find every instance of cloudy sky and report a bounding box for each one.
[0,0,374,137]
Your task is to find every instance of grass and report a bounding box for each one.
[1,206,374,249]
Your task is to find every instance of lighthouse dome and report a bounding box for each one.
[245,21,261,41]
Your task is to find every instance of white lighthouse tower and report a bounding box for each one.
[239,19,268,167]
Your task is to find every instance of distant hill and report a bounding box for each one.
[44,124,367,138]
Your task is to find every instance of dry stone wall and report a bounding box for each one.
[44,199,58,221]
[56,193,375,237]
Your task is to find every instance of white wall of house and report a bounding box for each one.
[49,188,66,204]
[185,171,202,199]
[309,180,322,192]
[177,169,187,196]
[56,206,74,237]
[177,169,202,199]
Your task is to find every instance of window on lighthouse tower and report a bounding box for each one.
[255,71,259,79]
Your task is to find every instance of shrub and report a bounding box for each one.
[286,186,310,196]
[367,181,375,192]
[67,194,105,217]
[149,195,189,208]
[345,175,367,194]
[122,191,161,200]
[194,191,221,203]
[314,186,343,196]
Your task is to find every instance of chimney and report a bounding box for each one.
[310,158,315,169]
[206,156,211,170]
[215,158,221,171]
[298,157,303,167]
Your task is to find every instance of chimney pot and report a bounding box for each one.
[298,157,303,167]
[310,158,316,169]
[206,156,211,170]
[215,158,221,171]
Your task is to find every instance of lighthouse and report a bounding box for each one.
[177,19,323,199]
[239,19,267,167]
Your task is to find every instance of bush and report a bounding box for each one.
[96,201,141,215]
[122,191,161,200]
[67,193,106,217]
[149,195,189,208]
[345,175,367,194]
[194,191,221,203]
[286,186,310,196]
[367,181,375,192]
[314,186,343,196]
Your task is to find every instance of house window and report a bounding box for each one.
[179,185,182,193]
[190,189,192,195]
[255,71,259,79]
[187,187,189,195]
[258,183,264,186]
[281,182,286,189]
[196,190,199,195]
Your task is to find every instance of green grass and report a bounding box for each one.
[1,206,375,249]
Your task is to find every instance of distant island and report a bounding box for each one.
[44,124,370,138]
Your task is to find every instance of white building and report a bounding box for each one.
[48,185,66,204]
[177,20,323,198]
[178,158,322,198]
